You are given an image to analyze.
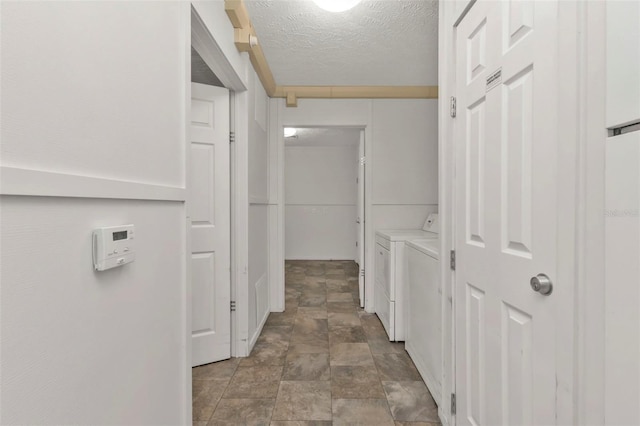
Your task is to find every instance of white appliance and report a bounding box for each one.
[374,213,439,341]
[405,238,441,404]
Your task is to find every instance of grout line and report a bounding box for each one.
[200,260,436,424]
[209,376,231,422]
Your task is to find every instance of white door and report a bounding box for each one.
[190,83,231,367]
[454,1,560,424]
[357,130,365,308]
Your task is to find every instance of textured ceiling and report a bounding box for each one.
[245,0,439,86]
[285,127,361,146]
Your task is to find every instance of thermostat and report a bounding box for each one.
[93,225,135,271]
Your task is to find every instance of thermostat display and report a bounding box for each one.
[113,231,127,241]
[93,225,135,271]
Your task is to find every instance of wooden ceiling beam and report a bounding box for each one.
[234,27,253,52]
[226,0,276,96]
[274,86,439,102]
[225,0,251,30]
[286,92,298,108]
[249,44,277,96]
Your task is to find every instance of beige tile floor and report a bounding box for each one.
[193,260,441,426]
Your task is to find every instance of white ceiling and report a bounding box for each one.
[244,0,439,86]
[284,127,361,146]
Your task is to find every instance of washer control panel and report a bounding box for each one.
[93,225,135,271]
[422,213,439,233]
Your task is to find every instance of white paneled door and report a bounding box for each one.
[454,1,560,424]
[190,83,231,367]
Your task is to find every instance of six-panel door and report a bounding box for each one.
[454,1,559,424]
[190,83,231,367]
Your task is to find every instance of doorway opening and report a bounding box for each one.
[283,127,366,307]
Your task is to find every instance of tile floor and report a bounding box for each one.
[192,260,441,425]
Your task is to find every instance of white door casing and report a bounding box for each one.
[358,130,366,308]
[454,1,560,424]
[190,83,231,367]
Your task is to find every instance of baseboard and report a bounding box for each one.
[249,273,270,352]
[249,303,270,352]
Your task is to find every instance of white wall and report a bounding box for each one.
[271,98,439,312]
[372,100,439,206]
[285,145,358,260]
[371,99,439,234]
[1,2,189,424]
[605,131,640,425]
[606,0,640,128]
[604,2,640,423]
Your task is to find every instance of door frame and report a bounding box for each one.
[439,1,607,425]
[357,129,366,308]
[275,126,364,277]
[191,4,248,357]
[269,100,375,313]
[185,5,250,420]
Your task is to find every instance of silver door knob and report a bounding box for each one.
[530,273,553,295]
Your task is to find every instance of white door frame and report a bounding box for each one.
[191,4,249,357]
[186,10,250,424]
[574,1,607,423]
[357,129,366,308]
[269,100,375,313]
[439,1,607,425]
[437,2,458,424]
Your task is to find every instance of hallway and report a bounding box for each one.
[192,260,441,425]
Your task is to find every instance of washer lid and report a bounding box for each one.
[376,229,439,241]
[406,238,440,259]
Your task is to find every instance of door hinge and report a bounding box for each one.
[450,96,457,118]
[360,268,365,278]
[450,250,456,271]
[230,300,236,312]
[229,131,235,143]
[451,393,456,415]
[360,156,366,165]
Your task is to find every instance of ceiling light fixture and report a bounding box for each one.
[284,127,297,137]
[312,0,362,13]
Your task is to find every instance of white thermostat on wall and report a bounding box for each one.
[93,225,135,271]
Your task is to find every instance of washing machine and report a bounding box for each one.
[405,237,441,403]
[374,213,439,341]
